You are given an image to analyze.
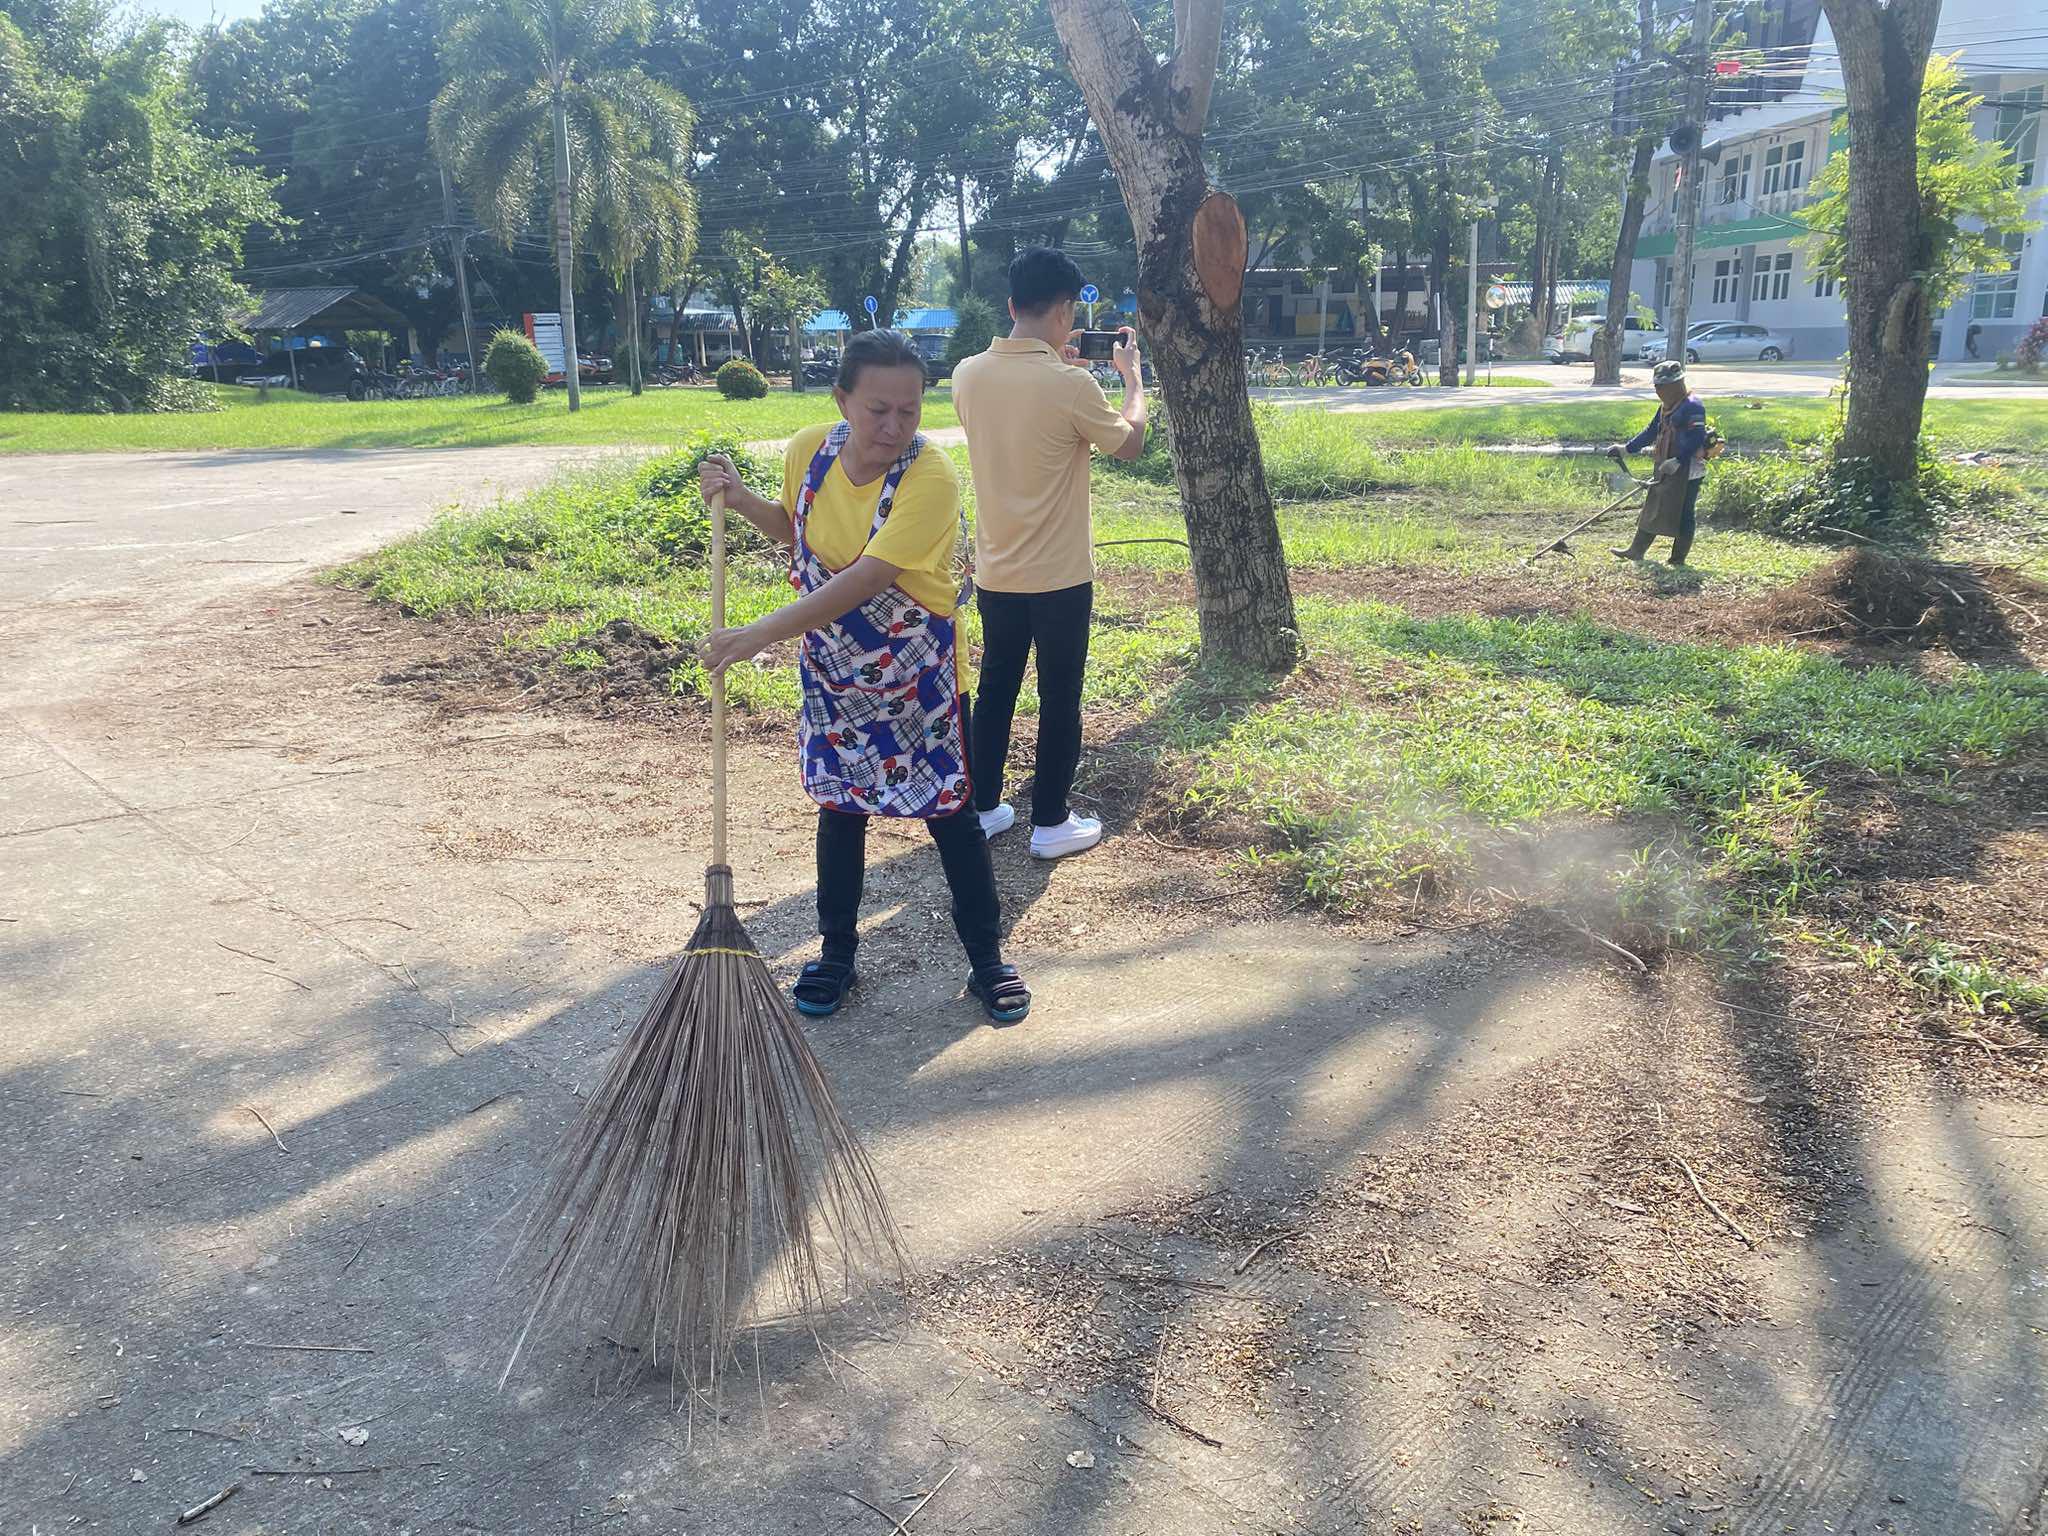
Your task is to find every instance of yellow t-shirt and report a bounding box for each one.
[952,337,1133,593]
[780,425,963,618]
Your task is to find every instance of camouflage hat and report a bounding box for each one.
[1652,359,1687,386]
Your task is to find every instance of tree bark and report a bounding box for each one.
[552,95,581,412]
[1391,241,1412,348]
[625,263,642,395]
[955,171,973,296]
[1821,0,1943,490]
[1595,131,1657,385]
[1050,0,1298,672]
[1596,0,1664,386]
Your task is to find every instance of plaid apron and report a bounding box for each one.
[791,422,970,818]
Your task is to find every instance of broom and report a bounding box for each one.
[499,486,906,1389]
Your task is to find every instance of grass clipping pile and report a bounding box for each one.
[1743,549,2046,658]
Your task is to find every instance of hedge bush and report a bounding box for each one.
[484,329,549,403]
[716,357,769,399]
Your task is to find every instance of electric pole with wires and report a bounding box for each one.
[440,164,481,393]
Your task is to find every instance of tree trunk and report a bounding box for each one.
[1596,0,1662,386]
[552,96,581,412]
[625,263,642,395]
[790,314,804,393]
[1391,242,1412,348]
[1050,0,1297,672]
[956,171,973,296]
[1822,0,1943,490]
[1595,132,1657,385]
[1431,210,1456,386]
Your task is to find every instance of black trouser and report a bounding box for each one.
[816,695,1003,973]
[1623,476,1702,564]
[971,582,1093,827]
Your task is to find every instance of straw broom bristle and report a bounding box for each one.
[500,865,906,1386]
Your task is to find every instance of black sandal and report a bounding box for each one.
[793,959,857,1017]
[967,964,1032,1023]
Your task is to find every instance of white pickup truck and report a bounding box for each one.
[1544,315,1667,362]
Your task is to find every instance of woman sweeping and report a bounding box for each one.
[697,328,1031,1024]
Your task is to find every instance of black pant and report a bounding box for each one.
[972,582,1093,827]
[1624,476,1702,564]
[815,695,1003,973]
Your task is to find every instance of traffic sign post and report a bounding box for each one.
[862,294,879,326]
[1080,283,1099,328]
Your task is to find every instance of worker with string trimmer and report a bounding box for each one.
[1610,359,1714,568]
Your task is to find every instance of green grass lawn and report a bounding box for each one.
[0,382,955,455]
[1163,600,2048,968]
[1339,396,2048,456]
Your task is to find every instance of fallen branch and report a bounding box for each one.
[177,1483,241,1525]
[1672,1157,1755,1248]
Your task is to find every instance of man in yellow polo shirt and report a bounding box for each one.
[952,247,1148,860]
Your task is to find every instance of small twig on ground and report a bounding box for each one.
[59,1088,105,1098]
[241,1341,374,1354]
[902,1465,959,1530]
[246,1465,385,1477]
[1233,1230,1299,1275]
[1093,537,1192,550]
[338,1237,370,1276]
[176,1483,241,1525]
[215,940,278,966]
[244,1104,287,1152]
[167,1427,247,1444]
[1563,917,1647,973]
[1140,1401,1225,1448]
[1672,1157,1755,1249]
[835,1489,909,1535]
[1151,1324,1170,1410]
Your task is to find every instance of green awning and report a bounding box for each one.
[1633,212,1811,260]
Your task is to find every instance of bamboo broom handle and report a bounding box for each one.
[709,486,728,869]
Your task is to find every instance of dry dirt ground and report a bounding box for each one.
[4,453,2047,1536]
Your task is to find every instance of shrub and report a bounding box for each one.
[484,329,549,403]
[944,295,999,369]
[2016,317,2048,375]
[1705,433,2012,543]
[716,357,769,399]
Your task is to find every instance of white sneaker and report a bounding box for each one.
[1030,812,1103,860]
[978,802,1017,839]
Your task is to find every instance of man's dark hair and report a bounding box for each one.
[1008,246,1086,316]
[836,327,927,392]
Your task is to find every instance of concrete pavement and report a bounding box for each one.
[4,444,2046,1535]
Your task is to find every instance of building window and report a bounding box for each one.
[1752,259,1770,302]
[1660,265,1672,313]
[1813,270,1837,299]
[1785,140,1805,190]
[1771,252,1793,300]
[1996,85,2042,188]
[1713,257,1744,305]
[1762,145,1783,195]
[1971,231,2026,320]
[1719,153,1751,205]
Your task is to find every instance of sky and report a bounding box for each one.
[132,0,268,27]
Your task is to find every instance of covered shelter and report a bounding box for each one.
[233,287,412,384]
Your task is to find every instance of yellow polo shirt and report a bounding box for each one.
[952,337,1134,593]
[780,425,964,619]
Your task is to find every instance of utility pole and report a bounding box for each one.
[440,164,480,393]
[1664,0,1715,362]
[1464,106,1483,387]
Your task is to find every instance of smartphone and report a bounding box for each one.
[1077,330,1123,361]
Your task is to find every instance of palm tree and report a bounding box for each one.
[431,0,693,411]
[591,146,698,396]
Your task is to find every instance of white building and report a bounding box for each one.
[1629,0,2045,362]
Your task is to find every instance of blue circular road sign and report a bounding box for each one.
[862,294,879,316]
[1079,284,1100,304]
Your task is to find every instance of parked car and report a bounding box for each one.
[241,346,372,398]
[1640,322,1724,364]
[1654,322,1793,364]
[190,339,264,376]
[577,353,614,384]
[1547,315,1665,362]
